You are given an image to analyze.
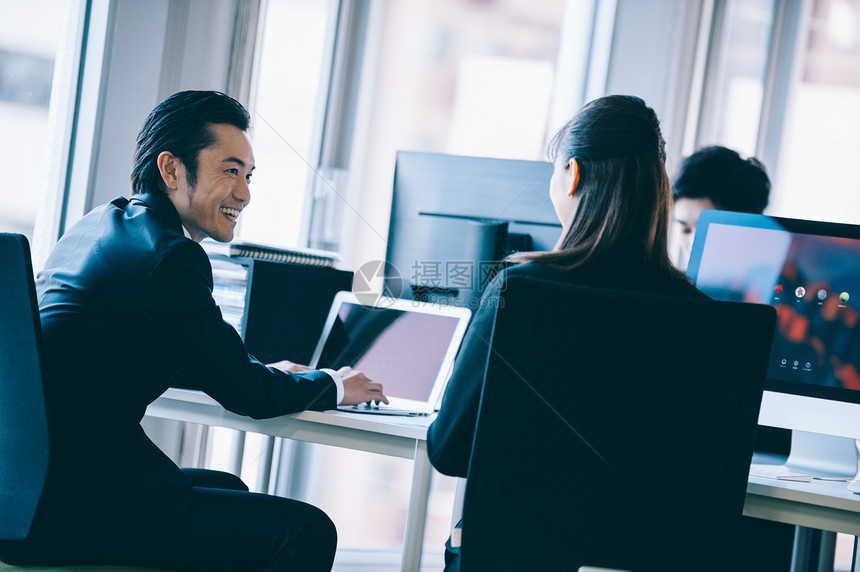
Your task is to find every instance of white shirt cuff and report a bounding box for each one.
[320,368,344,404]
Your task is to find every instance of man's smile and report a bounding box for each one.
[220,206,240,221]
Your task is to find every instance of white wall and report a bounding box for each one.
[88,0,170,210]
[602,0,705,173]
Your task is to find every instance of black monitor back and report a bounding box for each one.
[211,256,353,365]
[385,151,560,305]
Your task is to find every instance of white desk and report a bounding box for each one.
[745,475,860,535]
[745,475,860,571]
[145,388,434,572]
[150,389,860,571]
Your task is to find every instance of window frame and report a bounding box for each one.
[31,0,97,271]
[684,0,811,191]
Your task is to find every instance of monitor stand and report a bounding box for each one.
[784,430,860,480]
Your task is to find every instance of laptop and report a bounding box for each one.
[309,291,472,416]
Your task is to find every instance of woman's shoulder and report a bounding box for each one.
[502,261,568,281]
[502,259,709,300]
[657,272,710,300]
[478,262,564,301]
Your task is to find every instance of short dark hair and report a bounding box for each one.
[131,90,251,195]
[672,146,770,214]
[512,95,680,279]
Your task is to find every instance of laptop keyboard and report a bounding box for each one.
[749,463,812,482]
[337,404,429,417]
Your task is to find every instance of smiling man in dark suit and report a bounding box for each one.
[2,91,386,572]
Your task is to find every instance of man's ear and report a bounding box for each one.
[567,158,580,198]
[157,151,180,191]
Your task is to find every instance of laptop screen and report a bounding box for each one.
[309,292,472,410]
[687,210,860,402]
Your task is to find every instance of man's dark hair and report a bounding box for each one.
[672,146,770,214]
[131,90,251,195]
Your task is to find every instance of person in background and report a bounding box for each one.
[672,145,770,271]
[672,145,793,572]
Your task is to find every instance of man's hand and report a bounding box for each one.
[337,366,389,406]
[268,360,312,373]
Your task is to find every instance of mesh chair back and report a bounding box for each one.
[460,276,776,572]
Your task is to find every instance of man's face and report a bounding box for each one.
[672,197,715,271]
[168,123,254,243]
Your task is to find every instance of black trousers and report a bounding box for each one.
[0,469,337,572]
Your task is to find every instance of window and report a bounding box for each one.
[668,0,776,264]
[234,0,335,249]
[0,0,66,241]
[770,0,860,225]
[358,1,566,162]
[696,0,776,157]
[342,0,570,268]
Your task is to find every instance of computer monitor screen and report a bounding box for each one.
[687,210,860,476]
[688,210,860,401]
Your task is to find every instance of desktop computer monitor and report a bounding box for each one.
[385,151,561,307]
[687,210,860,478]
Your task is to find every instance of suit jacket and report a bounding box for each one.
[427,257,707,478]
[34,191,337,540]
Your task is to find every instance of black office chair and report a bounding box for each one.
[0,234,50,546]
[0,234,166,572]
[459,276,777,572]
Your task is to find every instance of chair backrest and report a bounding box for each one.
[460,276,776,572]
[0,234,50,541]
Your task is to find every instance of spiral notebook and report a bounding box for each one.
[201,239,337,267]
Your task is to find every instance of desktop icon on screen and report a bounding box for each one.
[840,292,850,303]
[774,285,783,295]
[818,289,828,301]
[795,287,806,298]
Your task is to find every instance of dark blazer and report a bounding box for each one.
[427,256,707,478]
[34,191,337,540]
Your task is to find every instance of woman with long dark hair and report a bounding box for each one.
[427,95,706,571]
